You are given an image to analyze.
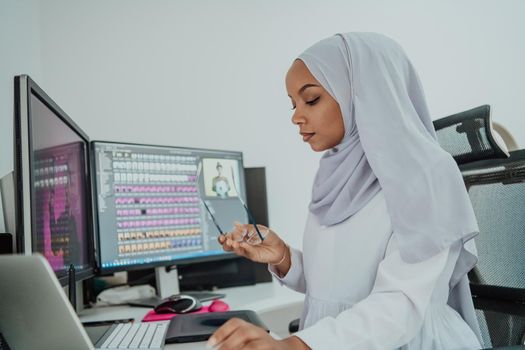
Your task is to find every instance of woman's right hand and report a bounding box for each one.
[218,222,287,265]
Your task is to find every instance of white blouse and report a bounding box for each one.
[269,191,481,350]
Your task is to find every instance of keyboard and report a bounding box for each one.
[96,322,168,350]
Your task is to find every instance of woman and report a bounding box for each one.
[207,33,483,350]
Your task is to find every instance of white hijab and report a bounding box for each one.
[299,32,481,340]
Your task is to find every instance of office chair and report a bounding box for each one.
[434,105,525,348]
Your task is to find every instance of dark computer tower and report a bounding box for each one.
[243,167,272,284]
[244,168,269,227]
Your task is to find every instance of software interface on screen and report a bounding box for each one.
[30,93,90,273]
[93,142,248,270]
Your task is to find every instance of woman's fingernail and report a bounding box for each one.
[206,337,217,349]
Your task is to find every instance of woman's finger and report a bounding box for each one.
[219,229,243,251]
[218,235,232,251]
[215,323,263,350]
[238,242,259,261]
[229,240,250,258]
[207,318,246,348]
[216,323,261,350]
[225,222,247,242]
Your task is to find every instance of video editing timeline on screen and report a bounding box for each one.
[98,148,203,268]
[113,152,201,256]
[94,141,248,271]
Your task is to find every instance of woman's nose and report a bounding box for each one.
[291,109,306,125]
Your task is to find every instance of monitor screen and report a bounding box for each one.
[92,141,249,272]
[14,75,94,284]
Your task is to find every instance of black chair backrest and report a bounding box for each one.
[461,151,525,292]
[434,105,525,348]
[433,105,509,165]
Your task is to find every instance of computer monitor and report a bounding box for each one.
[91,141,249,275]
[13,75,95,285]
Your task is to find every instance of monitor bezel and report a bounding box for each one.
[91,140,248,274]
[14,75,95,285]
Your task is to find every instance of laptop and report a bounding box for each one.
[0,254,167,350]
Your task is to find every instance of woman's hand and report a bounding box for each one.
[218,223,287,265]
[207,318,310,350]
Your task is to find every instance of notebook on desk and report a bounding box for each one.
[0,254,167,350]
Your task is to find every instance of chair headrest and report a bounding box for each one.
[433,105,510,165]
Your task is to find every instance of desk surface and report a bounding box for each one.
[79,281,304,349]
[75,281,525,350]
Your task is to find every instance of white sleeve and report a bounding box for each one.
[268,246,307,294]
[293,236,455,349]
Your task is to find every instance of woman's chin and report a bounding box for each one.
[309,142,327,152]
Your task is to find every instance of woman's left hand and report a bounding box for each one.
[206,318,310,350]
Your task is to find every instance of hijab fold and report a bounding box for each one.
[299,33,481,342]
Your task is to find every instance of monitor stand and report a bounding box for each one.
[156,265,180,299]
[127,265,180,308]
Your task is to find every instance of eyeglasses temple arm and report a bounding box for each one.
[230,166,264,241]
[196,161,224,235]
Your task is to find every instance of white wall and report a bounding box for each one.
[3,0,525,248]
[0,0,42,178]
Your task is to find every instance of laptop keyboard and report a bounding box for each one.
[98,322,167,349]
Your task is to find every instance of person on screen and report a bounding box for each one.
[211,162,231,198]
[210,33,482,350]
[49,184,80,268]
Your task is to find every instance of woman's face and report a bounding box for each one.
[286,59,344,152]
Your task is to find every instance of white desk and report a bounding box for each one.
[79,280,304,349]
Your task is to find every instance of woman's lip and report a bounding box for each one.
[302,133,315,142]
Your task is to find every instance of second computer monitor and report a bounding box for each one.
[92,141,249,273]
[14,75,94,284]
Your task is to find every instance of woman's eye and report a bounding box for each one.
[306,97,320,105]
[291,105,296,111]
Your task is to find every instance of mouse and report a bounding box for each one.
[154,295,202,314]
[208,299,229,312]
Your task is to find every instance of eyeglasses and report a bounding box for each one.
[195,162,267,245]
